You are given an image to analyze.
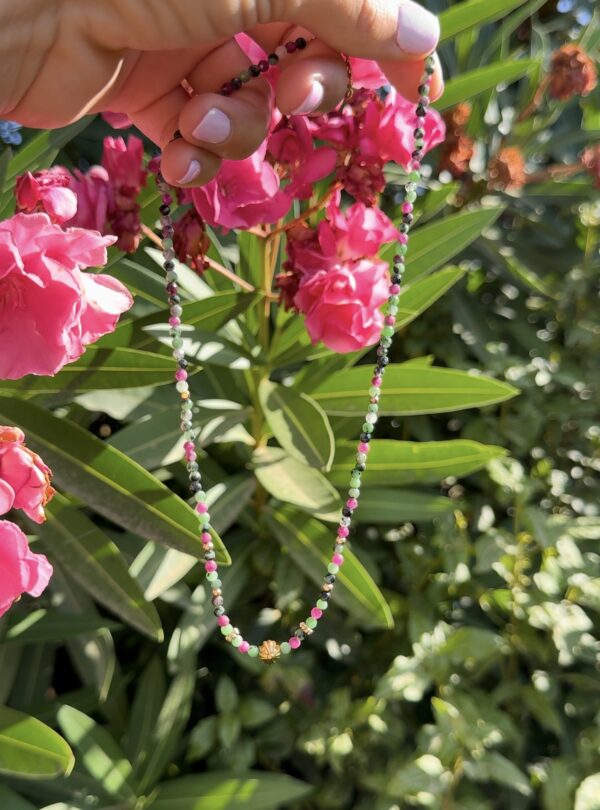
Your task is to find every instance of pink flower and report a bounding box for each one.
[0,520,53,618]
[324,196,399,260]
[15,168,77,224]
[349,58,388,90]
[360,87,445,166]
[288,194,398,276]
[69,166,112,233]
[101,136,146,195]
[0,426,54,523]
[192,142,291,231]
[268,117,337,199]
[0,212,132,379]
[294,258,389,353]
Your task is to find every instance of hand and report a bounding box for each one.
[1,0,443,187]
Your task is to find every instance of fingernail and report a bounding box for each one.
[291,80,325,116]
[177,159,201,185]
[430,53,445,101]
[396,1,440,56]
[192,108,231,144]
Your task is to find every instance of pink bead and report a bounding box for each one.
[201,531,211,544]
[162,194,173,204]
[184,441,195,452]
[205,561,217,573]
[196,502,208,513]
[217,615,229,627]
[412,161,421,171]
[402,202,413,213]
[332,553,344,566]
[399,233,408,244]
[185,451,197,462]
[385,316,395,326]
[175,369,187,381]
[311,607,323,620]
[239,640,250,654]
[169,316,181,327]
[346,498,358,509]
[371,376,382,386]
[390,284,401,294]
[338,526,349,538]
[289,636,301,649]
[358,442,370,454]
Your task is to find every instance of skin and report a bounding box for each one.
[0,0,443,187]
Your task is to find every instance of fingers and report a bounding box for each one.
[379,51,444,103]
[117,0,440,64]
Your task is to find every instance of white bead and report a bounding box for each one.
[275,45,288,59]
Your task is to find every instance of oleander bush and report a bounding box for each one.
[0,1,598,808]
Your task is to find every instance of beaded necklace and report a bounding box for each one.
[155,41,435,663]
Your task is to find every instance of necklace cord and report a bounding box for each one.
[154,40,435,662]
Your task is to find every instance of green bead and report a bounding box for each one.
[389,294,400,305]
[349,488,360,497]
[239,70,251,82]
[415,139,425,150]
[368,385,379,397]
[317,599,328,610]
[398,245,408,256]
[198,513,210,525]
[213,579,222,589]
[382,325,394,338]
[231,635,242,647]
[206,571,218,582]
[248,645,259,657]
[328,563,339,575]
[362,422,371,433]
[350,478,361,490]
[306,617,317,630]
[221,624,233,636]
[194,491,207,502]
[409,170,420,182]
[172,337,183,348]
[368,404,379,413]
[406,190,417,203]
[280,642,291,654]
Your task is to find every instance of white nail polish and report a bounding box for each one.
[291,80,325,116]
[177,159,201,185]
[192,108,231,144]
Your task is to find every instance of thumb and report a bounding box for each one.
[114,0,439,61]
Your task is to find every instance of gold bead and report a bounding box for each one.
[258,639,281,662]
[322,583,333,592]
[299,621,313,636]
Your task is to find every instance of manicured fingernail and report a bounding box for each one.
[291,80,325,116]
[177,159,201,185]
[430,53,444,101]
[396,1,440,56]
[192,108,231,144]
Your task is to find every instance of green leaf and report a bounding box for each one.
[354,490,454,522]
[0,784,37,810]
[383,208,504,283]
[124,657,166,772]
[395,267,466,329]
[0,348,185,394]
[103,291,257,351]
[39,494,163,641]
[435,60,538,111]
[574,774,600,810]
[56,705,135,800]
[2,610,120,646]
[151,771,313,809]
[439,0,527,42]
[254,448,341,520]
[135,661,197,793]
[328,439,507,486]
[312,365,518,416]
[266,506,393,628]
[0,399,229,564]
[0,705,74,779]
[463,752,532,797]
[259,379,335,470]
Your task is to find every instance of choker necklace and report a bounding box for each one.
[154,41,435,663]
